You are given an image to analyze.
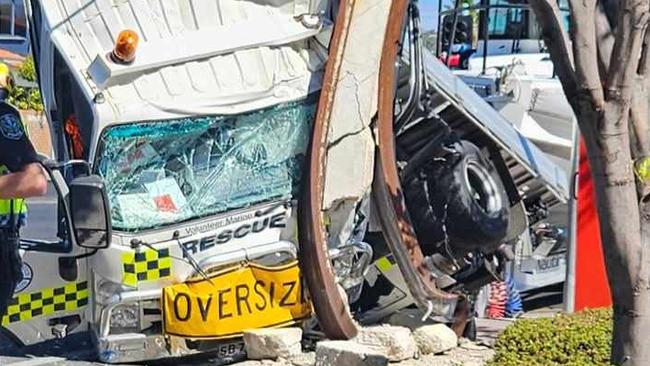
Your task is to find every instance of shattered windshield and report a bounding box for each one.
[95,98,316,231]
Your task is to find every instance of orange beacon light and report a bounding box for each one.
[111,30,139,64]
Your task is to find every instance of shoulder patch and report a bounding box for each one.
[0,113,23,140]
[14,262,33,293]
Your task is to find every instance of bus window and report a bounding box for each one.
[0,0,26,38]
[0,0,29,58]
[485,0,528,39]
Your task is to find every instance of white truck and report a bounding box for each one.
[2,0,568,363]
[435,0,575,294]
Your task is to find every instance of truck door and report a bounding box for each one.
[3,164,91,346]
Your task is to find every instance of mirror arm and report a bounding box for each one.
[38,157,91,175]
[70,248,99,261]
[20,239,73,253]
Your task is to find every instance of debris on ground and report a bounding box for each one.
[412,324,458,355]
[355,325,417,361]
[232,323,496,366]
[315,340,389,366]
[244,328,303,360]
[397,344,495,366]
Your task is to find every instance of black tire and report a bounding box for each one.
[405,140,509,254]
[460,57,469,70]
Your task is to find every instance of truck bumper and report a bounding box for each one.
[93,331,170,363]
[92,240,298,363]
[92,328,246,364]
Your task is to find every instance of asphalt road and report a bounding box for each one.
[20,187,59,241]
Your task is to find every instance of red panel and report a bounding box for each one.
[574,139,612,311]
[438,54,460,68]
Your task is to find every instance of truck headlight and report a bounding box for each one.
[110,304,140,331]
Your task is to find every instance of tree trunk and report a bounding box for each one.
[579,102,650,365]
[528,0,650,361]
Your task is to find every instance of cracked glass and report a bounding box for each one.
[95,97,316,231]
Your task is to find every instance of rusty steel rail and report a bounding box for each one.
[298,0,359,340]
[301,0,460,340]
[373,0,458,319]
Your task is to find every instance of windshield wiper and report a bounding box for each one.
[131,236,215,286]
[172,231,216,286]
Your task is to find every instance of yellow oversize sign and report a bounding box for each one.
[162,261,311,339]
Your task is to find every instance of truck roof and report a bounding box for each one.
[34,0,330,128]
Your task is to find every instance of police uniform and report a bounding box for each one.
[0,100,37,318]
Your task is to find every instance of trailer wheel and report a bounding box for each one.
[408,140,509,253]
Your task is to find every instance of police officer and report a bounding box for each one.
[0,63,47,319]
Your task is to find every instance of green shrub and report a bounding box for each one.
[17,56,37,82]
[7,56,43,111]
[488,308,613,366]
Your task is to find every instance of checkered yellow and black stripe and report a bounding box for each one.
[122,248,172,286]
[1,281,89,325]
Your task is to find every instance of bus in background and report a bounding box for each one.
[0,0,28,58]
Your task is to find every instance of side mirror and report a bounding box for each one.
[69,175,112,249]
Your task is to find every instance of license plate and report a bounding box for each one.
[216,341,245,359]
[162,261,311,339]
[537,254,564,272]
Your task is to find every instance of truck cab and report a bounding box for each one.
[11,0,331,363]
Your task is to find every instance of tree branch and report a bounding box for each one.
[596,1,616,73]
[631,27,650,163]
[632,26,650,177]
[569,0,607,109]
[639,25,650,74]
[528,0,578,104]
[606,0,649,101]
[612,3,650,198]
[630,82,650,158]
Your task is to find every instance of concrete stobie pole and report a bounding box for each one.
[563,122,580,313]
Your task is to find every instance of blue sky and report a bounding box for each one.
[420,0,440,32]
